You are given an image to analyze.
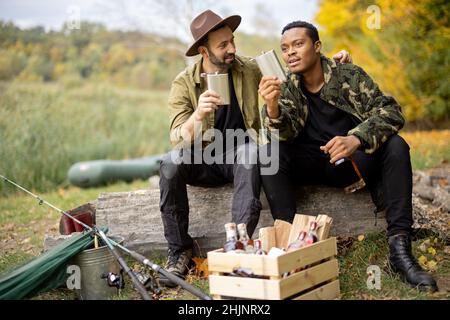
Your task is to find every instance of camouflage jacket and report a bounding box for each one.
[262,55,405,154]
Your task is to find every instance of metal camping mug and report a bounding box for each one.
[207,73,230,105]
[255,49,287,81]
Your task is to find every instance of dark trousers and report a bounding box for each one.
[159,142,262,252]
[260,135,413,236]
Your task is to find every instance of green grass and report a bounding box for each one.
[410,147,450,171]
[338,232,449,300]
[0,81,171,196]
[0,180,149,275]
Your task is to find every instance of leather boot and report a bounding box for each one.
[159,248,193,288]
[389,233,438,292]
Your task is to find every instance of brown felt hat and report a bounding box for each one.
[185,10,241,57]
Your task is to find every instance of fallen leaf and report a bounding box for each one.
[418,242,428,253]
[20,237,31,244]
[192,257,209,278]
[2,223,16,231]
[418,255,428,267]
[438,179,448,188]
[131,263,141,271]
[368,254,378,264]
[427,247,437,256]
[427,260,437,271]
[357,235,365,242]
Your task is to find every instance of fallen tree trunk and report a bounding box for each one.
[95,185,386,256]
[45,165,449,254]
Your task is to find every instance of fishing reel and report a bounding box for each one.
[133,270,162,296]
[101,270,125,289]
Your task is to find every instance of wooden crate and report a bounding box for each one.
[208,237,340,300]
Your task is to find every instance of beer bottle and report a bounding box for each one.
[237,223,254,253]
[305,221,319,245]
[223,222,244,253]
[253,239,266,255]
[287,231,307,252]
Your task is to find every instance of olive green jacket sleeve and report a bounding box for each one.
[167,74,198,146]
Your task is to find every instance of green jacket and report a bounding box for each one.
[262,56,405,154]
[168,55,262,147]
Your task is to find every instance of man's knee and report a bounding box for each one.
[160,150,185,181]
[259,142,290,176]
[236,142,258,167]
[382,135,410,159]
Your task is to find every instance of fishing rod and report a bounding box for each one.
[0,174,212,300]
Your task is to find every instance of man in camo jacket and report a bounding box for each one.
[259,20,437,292]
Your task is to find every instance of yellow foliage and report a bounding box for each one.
[316,0,359,37]
[316,0,447,121]
[53,63,66,79]
[49,47,64,62]
[400,130,450,151]
[418,255,428,267]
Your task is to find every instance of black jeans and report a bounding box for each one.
[159,142,262,252]
[260,135,413,236]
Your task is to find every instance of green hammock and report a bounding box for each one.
[0,231,96,300]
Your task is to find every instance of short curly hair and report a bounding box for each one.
[282,21,319,43]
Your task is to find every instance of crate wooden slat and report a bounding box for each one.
[208,237,340,300]
[209,275,281,300]
[276,237,337,273]
[209,259,339,300]
[294,280,340,300]
[208,237,336,277]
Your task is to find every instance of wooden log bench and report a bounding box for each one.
[95,184,386,257]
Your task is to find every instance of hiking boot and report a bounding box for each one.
[159,248,193,288]
[388,233,438,292]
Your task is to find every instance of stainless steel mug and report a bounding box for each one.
[207,73,230,105]
[255,49,287,81]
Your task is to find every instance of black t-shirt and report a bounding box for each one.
[213,71,247,152]
[214,71,246,132]
[296,83,360,153]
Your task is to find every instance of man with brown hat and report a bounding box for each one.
[158,9,352,287]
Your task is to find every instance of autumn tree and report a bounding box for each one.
[316,0,449,122]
